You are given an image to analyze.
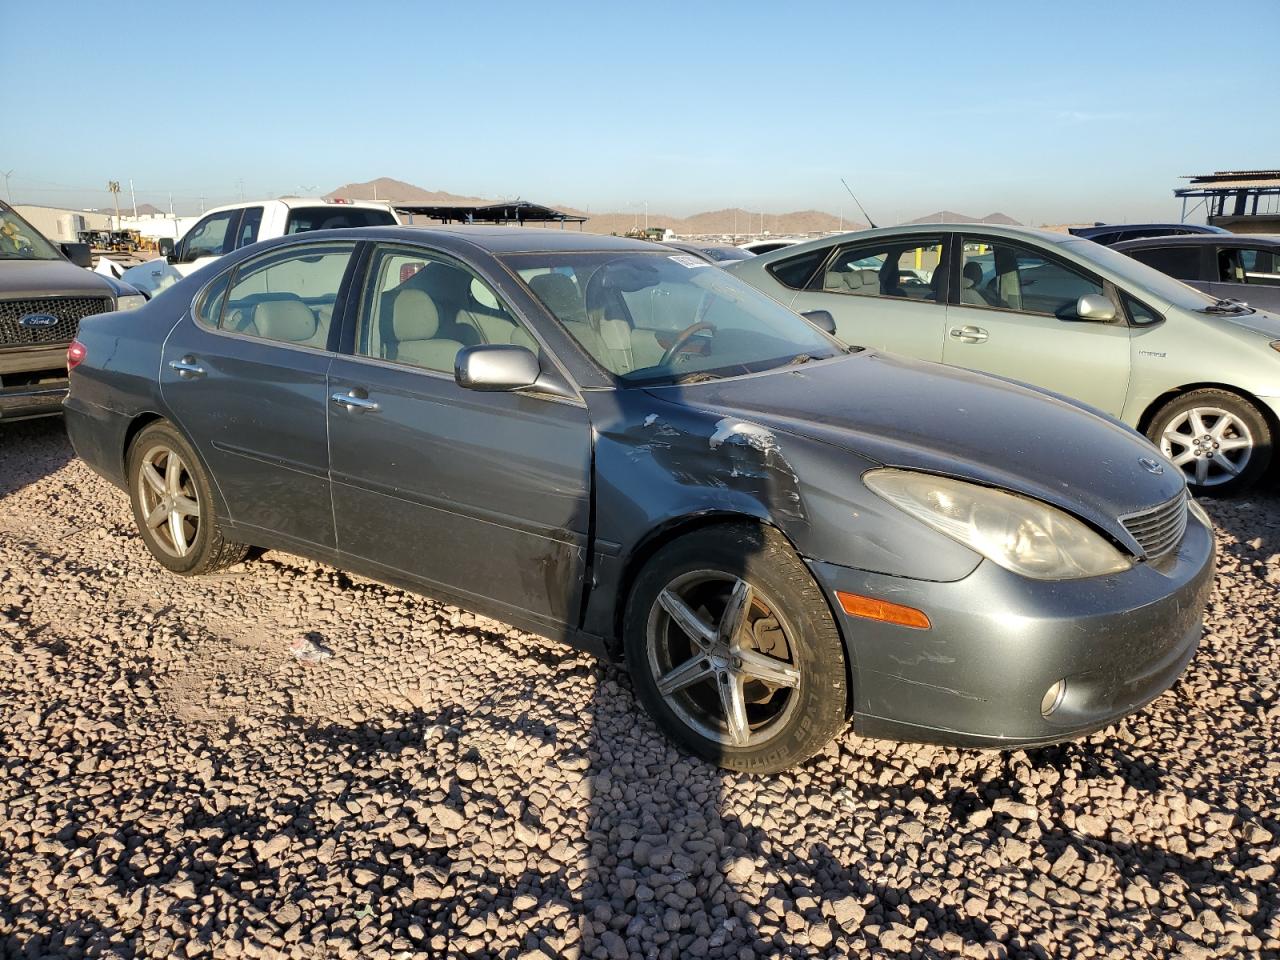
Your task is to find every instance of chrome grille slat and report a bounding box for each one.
[0,297,111,346]
[1120,491,1189,561]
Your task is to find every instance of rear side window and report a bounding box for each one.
[195,273,231,328]
[236,206,264,248]
[284,206,397,234]
[220,243,355,348]
[767,248,827,289]
[1126,246,1200,281]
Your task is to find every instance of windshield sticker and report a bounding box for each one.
[668,255,709,269]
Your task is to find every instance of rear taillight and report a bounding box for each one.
[67,340,87,370]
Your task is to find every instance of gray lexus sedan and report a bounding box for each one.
[64,227,1215,772]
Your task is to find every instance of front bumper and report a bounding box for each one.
[808,510,1216,748]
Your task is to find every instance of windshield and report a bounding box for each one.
[508,251,844,386]
[0,207,62,260]
[1063,239,1220,310]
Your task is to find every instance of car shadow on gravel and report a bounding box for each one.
[0,417,73,501]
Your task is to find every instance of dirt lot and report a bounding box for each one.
[1,418,1278,959]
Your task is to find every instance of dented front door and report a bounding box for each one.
[326,356,592,630]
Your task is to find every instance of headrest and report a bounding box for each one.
[962,261,984,287]
[529,272,581,315]
[392,288,440,341]
[253,300,317,343]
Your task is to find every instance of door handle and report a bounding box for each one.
[168,356,206,378]
[330,389,380,413]
[949,325,989,344]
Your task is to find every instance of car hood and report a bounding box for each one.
[648,351,1186,542]
[120,257,184,296]
[1213,306,1280,339]
[0,258,116,299]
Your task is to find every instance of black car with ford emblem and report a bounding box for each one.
[0,200,144,421]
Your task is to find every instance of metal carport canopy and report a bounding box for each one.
[392,200,588,228]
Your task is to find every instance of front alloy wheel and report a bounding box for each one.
[1158,406,1252,488]
[647,571,802,748]
[1146,388,1272,496]
[624,524,849,772]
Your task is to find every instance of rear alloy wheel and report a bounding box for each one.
[624,524,848,773]
[127,421,248,575]
[1146,389,1271,496]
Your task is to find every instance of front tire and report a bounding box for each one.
[1145,389,1271,496]
[623,524,848,773]
[126,421,248,575]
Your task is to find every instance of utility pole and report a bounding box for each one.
[129,178,138,218]
[237,179,245,201]
[644,201,649,233]
[1,170,12,203]
[199,195,206,214]
[168,192,174,219]
[107,180,121,229]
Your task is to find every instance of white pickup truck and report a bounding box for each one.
[120,198,400,297]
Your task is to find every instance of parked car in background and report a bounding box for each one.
[1,200,144,421]
[1068,222,1228,247]
[739,238,801,255]
[730,224,1280,495]
[662,240,755,265]
[66,227,1214,771]
[1114,234,1280,313]
[120,198,400,297]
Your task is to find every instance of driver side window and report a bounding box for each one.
[182,210,239,261]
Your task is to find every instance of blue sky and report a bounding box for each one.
[4,0,1277,224]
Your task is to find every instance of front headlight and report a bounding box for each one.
[115,294,146,311]
[864,469,1132,580]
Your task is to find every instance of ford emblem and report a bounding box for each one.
[18,312,59,328]
[1139,457,1165,475]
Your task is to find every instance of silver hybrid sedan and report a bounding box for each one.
[730,225,1280,495]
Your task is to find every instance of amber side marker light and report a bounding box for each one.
[836,591,931,629]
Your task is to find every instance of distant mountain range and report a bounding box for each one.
[324,178,1018,236]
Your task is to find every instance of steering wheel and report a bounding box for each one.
[659,321,716,366]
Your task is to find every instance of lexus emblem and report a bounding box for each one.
[18,312,59,328]
[1139,457,1165,475]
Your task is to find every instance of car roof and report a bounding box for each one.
[1112,233,1280,249]
[246,224,663,255]
[202,197,395,216]
[750,223,1079,263]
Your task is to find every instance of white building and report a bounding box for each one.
[13,203,113,242]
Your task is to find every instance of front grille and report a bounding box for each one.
[0,297,111,347]
[1121,490,1189,560]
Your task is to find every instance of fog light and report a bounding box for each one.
[1041,679,1067,718]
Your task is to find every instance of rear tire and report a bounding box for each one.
[1145,389,1271,497]
[623,523,848,773]
[126,421,248,575]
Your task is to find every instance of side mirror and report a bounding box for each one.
[455,344,541,391]
[801,309,837,334]
[1075,293,1117,322]
[158,237,176,261]
[61,242,93,268]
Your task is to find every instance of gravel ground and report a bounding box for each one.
[2,418,1278,960]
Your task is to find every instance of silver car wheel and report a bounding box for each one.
[645,570,801,748]
[1159,406,1253,488]
[136,444,201,558]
